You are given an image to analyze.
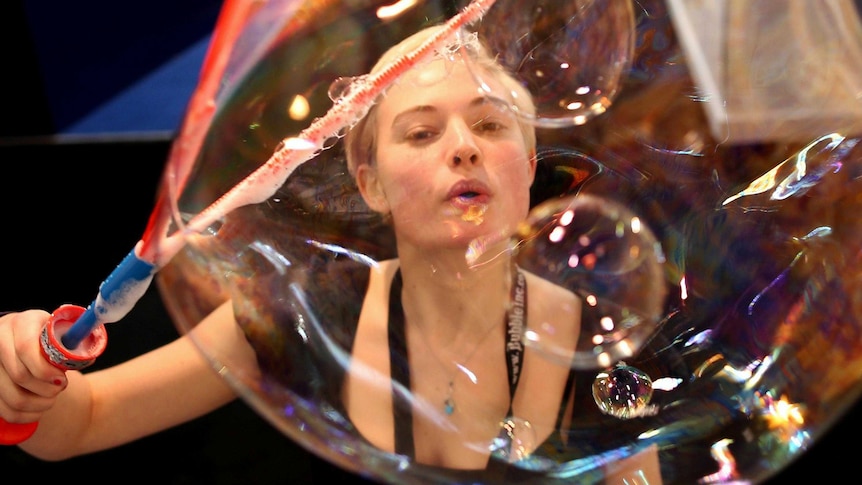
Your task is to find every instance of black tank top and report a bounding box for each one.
[386,268,575,476]
[247,258,576,481]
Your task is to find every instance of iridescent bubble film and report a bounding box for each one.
[152,1,862,484]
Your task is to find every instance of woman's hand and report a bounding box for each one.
[0,310,68,425]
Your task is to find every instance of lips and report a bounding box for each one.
[446,179,491,209]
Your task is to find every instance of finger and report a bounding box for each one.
[0,368,60,421]
[0,311,67,396]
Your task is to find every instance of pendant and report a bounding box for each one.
[444,380,455,415]
[444,397,455,415]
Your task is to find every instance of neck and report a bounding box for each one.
[398,252,514,348]
[396,235,513,286]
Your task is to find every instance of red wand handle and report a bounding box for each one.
[0,304,107,445]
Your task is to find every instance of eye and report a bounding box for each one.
[405,126,439,142]
[474,119,504,132]
[472,115,510,134]
[469,97,517,135]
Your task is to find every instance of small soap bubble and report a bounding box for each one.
[490,416,538,464]
[592,362,657,419]
[512,194,668,370]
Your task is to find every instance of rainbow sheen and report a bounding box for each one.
[154,0,862,483]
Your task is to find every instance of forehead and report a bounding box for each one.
[377,57,510,115]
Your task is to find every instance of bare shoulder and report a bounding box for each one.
[357,258,400,333]
[189,300,259,371]
[521,270,582,341]
[522,270,581,307]
[371,258,400,283]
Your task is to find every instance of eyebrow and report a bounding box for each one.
[390,95,508,128]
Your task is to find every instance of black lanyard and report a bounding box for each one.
[388,267,526,456]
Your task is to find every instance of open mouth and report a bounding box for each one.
[449,189,490,204]
[454,191,487,204]
[447,181,490,223]
[450,192,489,209]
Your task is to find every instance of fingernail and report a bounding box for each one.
[53,378,65,386]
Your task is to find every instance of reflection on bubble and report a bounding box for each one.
[476,0,635,127]
[513,194,668,369]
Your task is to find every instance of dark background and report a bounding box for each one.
[0,0,857,483]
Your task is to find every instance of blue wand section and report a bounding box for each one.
[61,249,157,350]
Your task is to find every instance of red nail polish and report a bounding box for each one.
[53,378,64,386]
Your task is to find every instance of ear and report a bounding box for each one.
[526,148,537,185]
[355,164,390,214]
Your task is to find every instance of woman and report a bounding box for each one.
[0,24,581,475]
[339,25,581,470]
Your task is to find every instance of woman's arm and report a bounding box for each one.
[13,301,254,460]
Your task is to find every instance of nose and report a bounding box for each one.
[449,120,481,167]
[453,150,478,165]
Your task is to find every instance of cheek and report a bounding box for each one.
[380,161,434,207]
[379,146,436,186]
[498,161,534,213]
[495,150,534,189]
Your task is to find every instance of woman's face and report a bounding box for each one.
[356,57,536,251]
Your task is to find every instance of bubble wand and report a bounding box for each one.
[0,0,496,445]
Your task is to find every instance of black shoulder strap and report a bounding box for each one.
[387,269,414,456]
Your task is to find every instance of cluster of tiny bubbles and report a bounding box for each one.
[474,0,636,128]
[327,75,362,102]
[327,28,476,111]
[511,193,668,371]
[488,417,558,471]
[592,361,658,419]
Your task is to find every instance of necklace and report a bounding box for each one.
[391,269,526,416]
[439,323,500,415]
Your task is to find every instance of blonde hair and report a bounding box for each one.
[344,25,537,175]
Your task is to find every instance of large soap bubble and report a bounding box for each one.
[152,0,862,483]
